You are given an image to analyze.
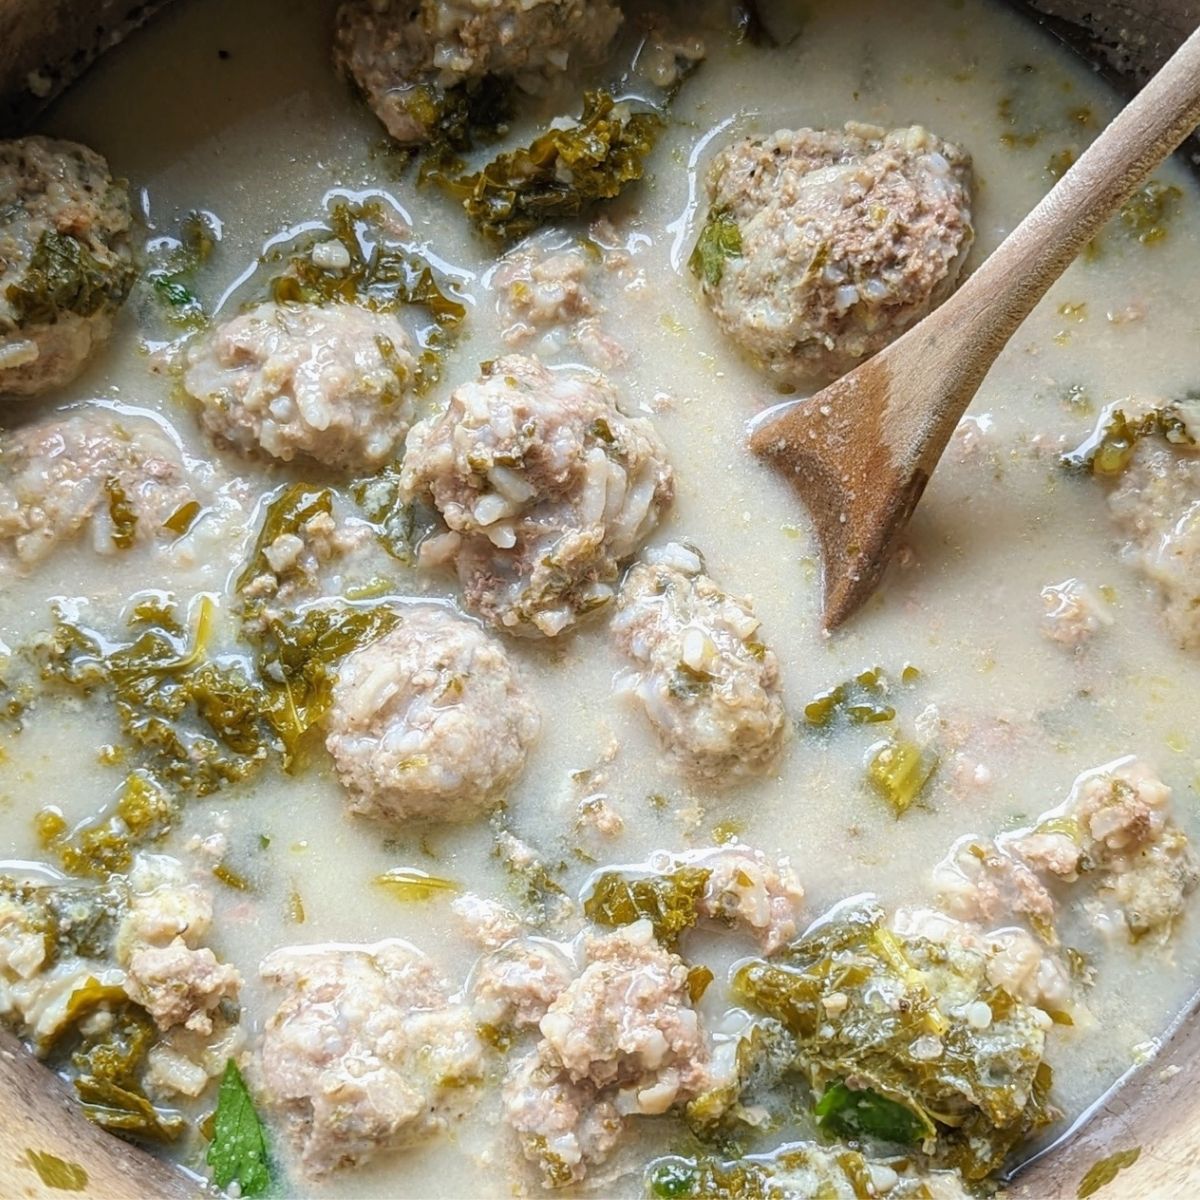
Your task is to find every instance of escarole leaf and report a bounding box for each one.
[814,1080,926,1145]
[583,866,711,946]
[438,91,663,244]
[208,1060,271,1197]
[7,230,133,324]
[689,208,742,287]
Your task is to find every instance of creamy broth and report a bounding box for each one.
[2,0,1199,1195]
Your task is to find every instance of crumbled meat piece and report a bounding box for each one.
[451,892,524,949]
[401,354,674,637]
[259,939,483,1177]
[183,300,419,472]
[502,1043,624,1188]
[1107,432,1200,648]
[1008,759,1198,940]
[698,846,804,953]
[325,605,540,823]
[0,411,197,570]
[1040,578,1112,648]
[124,939,241,1035]
[334,0,622,146]
[470,938,575,1029]
[117,853,215,955]
[696,122,973,386]
[0,136,135,396]
[611,543,788,783]
[932,837,1058,932]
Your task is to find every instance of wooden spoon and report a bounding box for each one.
[749,23,1200,629]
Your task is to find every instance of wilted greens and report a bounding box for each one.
[689,208,742,287]
[1062,402,1195,476]
[144,210,217,327]
[1117,180,1182,245]
[732,902,1058,1180]
[802,665,916,728]
[7,230,134,326]
[583,866,711,946]
[437,92,662,243]
[815,1080,926,1145]
[867,737,939,817]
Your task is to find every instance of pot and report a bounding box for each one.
[0,2,1196,1197]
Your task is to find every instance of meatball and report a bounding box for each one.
[259,940,483,1177]
[696,122,973,386]
[698,846,804,954]
[469,937,575,1029]
[182,300,419,472]
[504,919,711,1185]
[1107,436,1200,648]
[324,605,540,824]
[124,941,240,1036]
[0,137,135,397]
[0,411,196,570]
[611,543,788,783]
[334,0,622,146]
[932,836,1057,932]
[401,354,674,637]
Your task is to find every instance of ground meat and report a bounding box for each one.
[492,232,631,370]
[182,300,419,472]
[502,1043,625,1188]
[1107,434,1200,648]
[401,354,674,637]
[932,837,1058,932]
[1008,759,1198,940]
[470,937,575,1029]
[1040,578,1112,648]
[117,853,216,955]
[0,411,196,570]
[697,122,973,386]
[123,940,240,1036]
[611,543,788,783]
[0,137,134,396]
[259,939,483,1177]
[324,605,540,823]
[538,919,710,1105]
[451,892,524,949]
[504,919,711,1186]
[334,0,622,146]
[697,846,804,953]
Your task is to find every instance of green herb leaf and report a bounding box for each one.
[1077,1148,1141,1198]
[814,1080,925,1145]
[208,1060,271,1197]
[7,230,133,325]
[689,208,742,287]
[583,867,710,946]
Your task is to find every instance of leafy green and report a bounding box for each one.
[732,903,1057,1180]
[437,92,662,244]
[583,866,711,946]
[802,666,911,728]
[104,478,138,550]
[39,594,271,796]
[237,483,334,597]
[867,738,938,816]
[815,1080,926,1145]
[1077,1148,1141,1199]
[144,210,217,327]
[6,230,133,325]
[0,876,125,977]
[1117,180,1182,245]
[207,1060,271,1196]
[1062,403,1195,476]
[352,467,420,563]
[689,208,742,287]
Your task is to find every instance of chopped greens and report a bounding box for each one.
[374,868,461,902]
[689,208,742,287]
[1117,180,1182,245]
[583,866,711,946]
[6,230,134,326]
[732,902,1058,1180]
[352,468,420,564]
[1077,1148,1141,1199]
[38,595,271,796]
[1062,402,1195,476]
[867,737,938,816]
[207,1060,272,1197]
[815,1080,926,1146]
[437,92,662,244]
[237,483,334,598]
[802,666,913,728]
[0,876,125,976]
[144,210,218,327]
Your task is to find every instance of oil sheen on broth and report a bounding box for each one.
[0,0,1198,1197]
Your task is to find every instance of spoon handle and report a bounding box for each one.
[944,21,1200,365]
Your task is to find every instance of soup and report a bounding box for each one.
[1,0,1198,1196]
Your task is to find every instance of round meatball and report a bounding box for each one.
[696,122,973,386]
[401,354,674,637]
[0,137,135,397]
[182,300,419,472]
[0,411,196,570]
[324,605,540,823]
[259,940,483,1177]
[334,0,623,146]
[611,543,788,783]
